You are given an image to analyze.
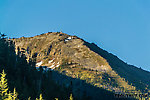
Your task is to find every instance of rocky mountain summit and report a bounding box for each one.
[12,32,111,72]
[10,32,150,99]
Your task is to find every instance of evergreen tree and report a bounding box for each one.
[69,94,73,100]
[36,94,43,100]
[0,32,7,39]
[0,70,8,99]
[6,92,13,100]
[0,70,19,100]
[12,88,17,100]
[28,97,31,100]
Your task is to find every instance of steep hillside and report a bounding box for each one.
[11,32,150,99]
[85,42,150,91]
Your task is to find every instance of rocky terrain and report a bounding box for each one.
[10,32,150,99]
[13,32,110,71]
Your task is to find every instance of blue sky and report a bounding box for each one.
[0,0,150,71]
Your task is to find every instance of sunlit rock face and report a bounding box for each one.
[12,32,112,72]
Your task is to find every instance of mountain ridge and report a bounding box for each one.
[84,42,150,91]
[10,32,150,99]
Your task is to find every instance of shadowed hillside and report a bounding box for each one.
[0,33,137,100]
[9,32,150,99]
[85,42,150,92]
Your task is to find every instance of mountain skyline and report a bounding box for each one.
[9,32,150,99]
[0,0,150,71]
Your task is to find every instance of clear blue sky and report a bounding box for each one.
[0,0,150,71]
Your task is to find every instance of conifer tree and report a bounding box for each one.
[0,32,7,39]
[12,88,17,100]
[28,97,31,100]
[6,91,13,100]
[36,94,44,100]
[0,70,8,99]
[55,98,58,100]
[0,70,19,100]
[69,94,73,100]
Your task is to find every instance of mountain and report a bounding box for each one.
[9,32,150,99]
[85,42,150,91]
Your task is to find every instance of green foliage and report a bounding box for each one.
[36,94,44,100]
[28,97,31,100]
[0,70,47,100]
[54,94,73,100]
[69,94,73,100]
[7,92,13,100]
[12,88,18,100]
[0,70,8,99]
[0,70,18,100]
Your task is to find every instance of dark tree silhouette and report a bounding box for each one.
[0,32,7,39]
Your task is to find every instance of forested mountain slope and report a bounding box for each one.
[0,32,132,100]
[9,32,150,99]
